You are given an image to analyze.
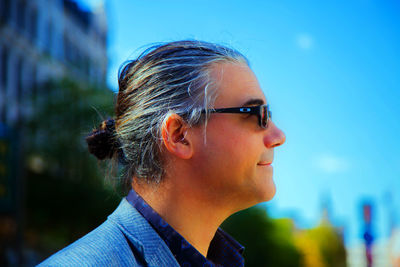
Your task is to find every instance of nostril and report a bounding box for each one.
[263,124,286,148]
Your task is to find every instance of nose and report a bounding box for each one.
[263,121,286,148]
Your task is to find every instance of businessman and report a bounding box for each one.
[40,40,285,266]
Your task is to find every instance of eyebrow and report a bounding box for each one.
[241,98,265,107]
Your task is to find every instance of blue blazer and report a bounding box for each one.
[38,198,180,266]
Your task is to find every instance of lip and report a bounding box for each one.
[257,161,272,166]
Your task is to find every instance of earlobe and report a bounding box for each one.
[161,114,193,159]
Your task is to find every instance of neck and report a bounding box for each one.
[132,176,232,258]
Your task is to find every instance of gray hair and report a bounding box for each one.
[115,40,248,184]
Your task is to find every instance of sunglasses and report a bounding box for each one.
[203,104,271,129]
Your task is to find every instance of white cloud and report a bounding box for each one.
[296,33,314,50]
[313,154,350,173]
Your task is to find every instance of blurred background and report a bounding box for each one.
[0,0,399,266]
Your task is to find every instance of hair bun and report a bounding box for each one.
[86,119,119,160]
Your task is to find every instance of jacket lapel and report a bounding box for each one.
[108,198,180,267]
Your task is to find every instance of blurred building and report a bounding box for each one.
[0,1,108,264]
[0,0,108,126]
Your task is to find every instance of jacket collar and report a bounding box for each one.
[108,198,180,267]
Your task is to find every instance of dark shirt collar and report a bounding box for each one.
[126,189,244,267]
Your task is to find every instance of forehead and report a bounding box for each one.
[210,62,266,107]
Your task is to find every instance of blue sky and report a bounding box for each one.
[80,0,400,247]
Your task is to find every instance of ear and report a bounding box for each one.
[161,114,193,159]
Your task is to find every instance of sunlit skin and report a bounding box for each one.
[133,62,286,258]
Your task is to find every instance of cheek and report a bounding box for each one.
[207,119,250,152]
[192,118,261,181]
[204,132,259,182]
[206,130,249,165]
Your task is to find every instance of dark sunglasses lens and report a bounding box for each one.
[261,106,268,128]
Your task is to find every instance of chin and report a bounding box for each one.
[254,167,275,200]
[258,179,276,203]
[264,186,276,202]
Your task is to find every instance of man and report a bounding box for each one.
[39,40,285,266]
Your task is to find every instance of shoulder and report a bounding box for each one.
[38,199,147,266]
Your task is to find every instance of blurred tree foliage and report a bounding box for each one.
[25,79,122,255]
[222,206,347,267]
[222,206,302,267]
[294,221,347,267]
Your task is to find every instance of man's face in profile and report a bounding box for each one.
[190,62,286,212]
